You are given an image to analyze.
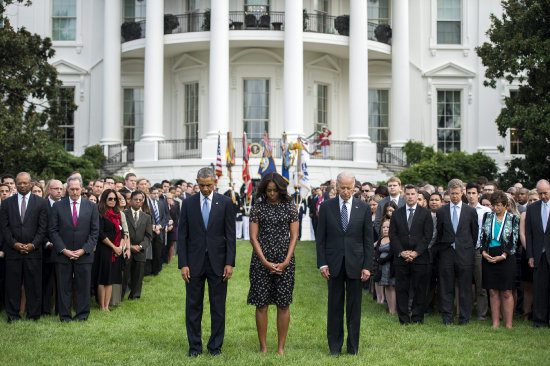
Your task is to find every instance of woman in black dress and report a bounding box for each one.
[248,172,299,355]
[480,190,520,328]
[93,189,124,311]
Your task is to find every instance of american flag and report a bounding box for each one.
[263,132,272,156]
[242,132,252,202]
[215,134,223,181]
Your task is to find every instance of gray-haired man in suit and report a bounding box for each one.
[122,190,152,300]
[49,175,99,322]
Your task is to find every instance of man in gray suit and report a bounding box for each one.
[526,179,550,327]
[436,178,479,325]
[122,190,152,299]
[374,176,406,234]
[316,171,373,355]
[49,175,99,322]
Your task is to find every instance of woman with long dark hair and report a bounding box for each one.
[93,189,124,311]
[248,172,299,355]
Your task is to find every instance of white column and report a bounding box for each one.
[390,0,410,147]
[207,0,229,137]
[202,0,229,160]
[101,0,122,145]
[283,0,304,139]
[349,0,377,166]
[141,0,164,141]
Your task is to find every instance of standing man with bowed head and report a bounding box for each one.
[178,167,236,357]
[0,172,49,322]
[436,179,479,325]
[526,179,550,327]
[389,184,433,325]
[316,171,373,355]
[49,175,99,322]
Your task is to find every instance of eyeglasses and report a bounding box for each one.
[107,197,117,201]
[362,189,369,193]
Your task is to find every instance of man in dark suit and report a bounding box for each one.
[178,167,236,357]
[49,175,99,322]
[0,172,49,321]
[436,178,479,325]
[148,186,169,275]
[526,179,550,327]
[122,190,152,300]
[389,184,433,325]
[308,187,320,238]
[42,179,64,315]
[374,176,406,235]
[316,171,373,355]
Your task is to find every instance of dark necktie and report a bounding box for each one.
[408,208,414,230]
[341,202,348,232]
[20,195,26,223]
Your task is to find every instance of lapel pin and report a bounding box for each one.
[216,202,219,205]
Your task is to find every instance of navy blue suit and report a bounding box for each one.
[177,192,236,355]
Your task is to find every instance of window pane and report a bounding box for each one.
[437,90,461,153]
[53,0,76,17]
[244,80,269,141]
[368,89,389,145]
[123,88,144,145]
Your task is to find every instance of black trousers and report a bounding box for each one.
[55,262,92,321]
[395,263,430,324]
[151,233,163,275]
[533,255,550,326]
[0,257,5,312]
[41,261,57,315]
[122,257,145,299]
[438,254,473,324]
[185,255,227,355]
[326,258,363,355]
[5,258,42,320]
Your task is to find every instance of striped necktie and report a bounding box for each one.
[152,200,160,224]
[341,202,348,232]
[72,201,78,226]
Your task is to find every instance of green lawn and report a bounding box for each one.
[1,241,548,365]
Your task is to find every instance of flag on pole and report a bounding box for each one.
[226,132,236,203]
[296,138,311,200]
[242,132,252,204]
[281,133,292,182]
[258,132,277,178]
[215,133,223,182]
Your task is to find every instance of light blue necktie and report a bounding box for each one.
[451,205,458,249]
[202,197,210,229]
[543,202,548,233]
[341,202,348,232]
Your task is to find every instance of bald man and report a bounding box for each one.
[0,172,49,321]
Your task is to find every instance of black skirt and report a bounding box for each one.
[482,246,515,291]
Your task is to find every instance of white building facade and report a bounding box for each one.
[6,0,521,187]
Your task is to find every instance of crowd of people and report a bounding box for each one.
[1,169,549,356]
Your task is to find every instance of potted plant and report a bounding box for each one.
[202,8,211,31]
[374,23,392,44]
[303,8,309,31]
[164,14,179,34]
[121,21,142,42]
[334,15,349,36]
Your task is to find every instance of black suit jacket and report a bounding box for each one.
[374,195,406,234]
[525,200,550,266]
[316,197,373,279]
[123,209,152,262]
[389,205,434,265]
[0,193,49,260]
[148,198,169,228]
[435,203,479,266]
[177,192,236,276]
[49,197,99,264]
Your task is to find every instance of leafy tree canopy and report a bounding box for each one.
[476,0,550,185]
[0,0,103,182]
[397,141,498,187]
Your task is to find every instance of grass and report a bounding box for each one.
[0,240,548,365]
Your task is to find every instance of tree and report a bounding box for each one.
[397,141,498,187]
[0,0,102,182]
[476,0,550,186]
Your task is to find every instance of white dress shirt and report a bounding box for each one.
[450,201,462,224]
[338,195,352,222]
[18,192,32,217]
[406,203,418,221]
[200,191,214,213]
[474,203,492,248]
[70,197,82,217]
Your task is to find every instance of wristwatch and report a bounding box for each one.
[139,244,143,251]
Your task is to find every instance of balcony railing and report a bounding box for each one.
[158,139,202,159]
[121,13,391,44]
[377,144,407,166]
